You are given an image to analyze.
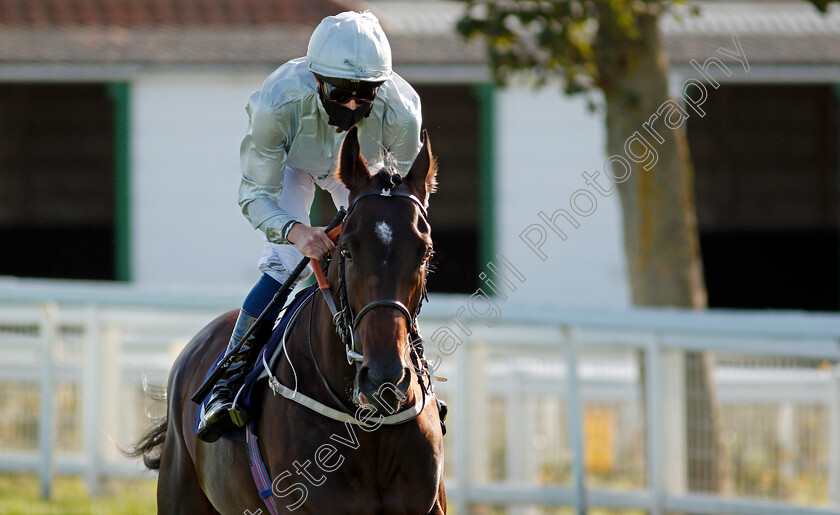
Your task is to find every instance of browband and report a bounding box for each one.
[347,188,428,220]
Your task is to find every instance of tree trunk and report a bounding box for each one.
[595,7,721,493]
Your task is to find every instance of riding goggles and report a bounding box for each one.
[318,77,380,105]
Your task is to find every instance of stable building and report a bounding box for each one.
[0,0,838,313]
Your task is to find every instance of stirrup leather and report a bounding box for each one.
[197,309,262,441]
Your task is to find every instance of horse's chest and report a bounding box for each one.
[268,423,442,514]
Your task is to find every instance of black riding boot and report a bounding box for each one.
[197,309,263,443]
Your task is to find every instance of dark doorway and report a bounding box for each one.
[688,84,839,311]
[413,85,481,295]
[0,83,116,280]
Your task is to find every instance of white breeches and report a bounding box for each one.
[258,166,349,285]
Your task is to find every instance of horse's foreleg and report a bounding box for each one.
[428,481,447,514]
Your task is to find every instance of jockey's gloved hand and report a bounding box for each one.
[287,222,335,260]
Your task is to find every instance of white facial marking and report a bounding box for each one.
[375,221,393,248]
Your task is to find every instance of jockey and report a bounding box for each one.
[197,11,423,442]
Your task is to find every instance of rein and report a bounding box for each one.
[260,181,434,427]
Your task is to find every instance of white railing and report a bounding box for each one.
[1,277,840,514]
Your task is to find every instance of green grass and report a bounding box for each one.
[0,474,156,515]
[0,473,648,514]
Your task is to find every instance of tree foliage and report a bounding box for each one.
[456,0,690,95]
[456,0,833,95]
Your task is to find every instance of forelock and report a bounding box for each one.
[371,167,401,187]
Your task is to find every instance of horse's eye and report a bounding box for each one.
[423,247,434,262]
[341,247,352,260]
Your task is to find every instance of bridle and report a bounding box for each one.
[332,182,430,367]
[261,176,434,426]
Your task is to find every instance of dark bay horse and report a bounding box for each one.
[131,126,446,514]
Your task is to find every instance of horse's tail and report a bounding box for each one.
[125,417,167,470]
[122,379,168,470]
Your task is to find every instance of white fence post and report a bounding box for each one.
[467,345,489,483]
[564,326,587,515]
[38,302,57,499]
[83,304,101,495]
[506,369,524,483]
[454,339,470,515]
[829,363,840,505]
[661,348,687,499]
[100,324,122,464]
[646,336,664,515]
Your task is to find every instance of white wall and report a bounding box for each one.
[494,84,631,308]
[131,72,270,287]
[128,72,630,307]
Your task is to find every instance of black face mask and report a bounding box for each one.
[319,89,374,132]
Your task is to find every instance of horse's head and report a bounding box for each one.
[333,126,437,415]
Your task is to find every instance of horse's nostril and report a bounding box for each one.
[363,365,384,386]
[354,363,411,414]
[356,366,379,390]
[358,364,406,392]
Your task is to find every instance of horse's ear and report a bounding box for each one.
[404,129,438,207]
[335,126,370,195]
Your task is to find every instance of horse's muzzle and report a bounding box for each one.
[354,363,412,415]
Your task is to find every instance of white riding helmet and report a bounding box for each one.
[306,11,393,83]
